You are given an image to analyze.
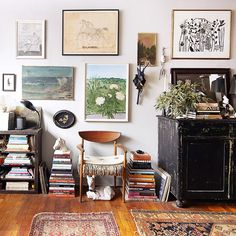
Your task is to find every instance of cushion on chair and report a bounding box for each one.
[78,155,124,176]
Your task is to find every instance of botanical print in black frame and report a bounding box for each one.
[172,10,232,59]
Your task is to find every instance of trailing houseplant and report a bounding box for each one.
[155,80,207,118]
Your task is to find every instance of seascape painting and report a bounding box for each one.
[85,64,129,122]
[172,10,231,59]
[22,66,74,100]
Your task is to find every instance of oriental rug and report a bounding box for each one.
[131,210,236,236]
[29,212,120,236]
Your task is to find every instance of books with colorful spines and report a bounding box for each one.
[128,173,155,179]
[130,151,151,161]
[129,159,152,169]
[49,178,74,183]
[127,163,155,174]
[52,164,72,169]
[195,114,222,119]
[127,182,155,188]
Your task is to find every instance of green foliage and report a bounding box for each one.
[86,78,126,119]
[155,80,207,118]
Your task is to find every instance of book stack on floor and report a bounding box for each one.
[196,103,221,119]
[125,151,157,201]
[48,150,75,197]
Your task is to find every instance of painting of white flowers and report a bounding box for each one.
[85,64,129,122]
[172,10,232,59]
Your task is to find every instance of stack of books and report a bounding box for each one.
[6,181,29,191]
[49,151,75,197]
[4,153,31,165]
[5,167,33,179]
[126,151,157,201]
[196,103,221,119]
[5,135,29,152]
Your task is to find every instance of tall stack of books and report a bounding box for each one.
[196,103,221,119]
[126,151,157,201]
[49,150,75,197]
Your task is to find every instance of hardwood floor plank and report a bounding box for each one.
[0,193,236,236]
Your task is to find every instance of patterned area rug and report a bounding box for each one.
[131,210,236,236]
[29,212,120,236]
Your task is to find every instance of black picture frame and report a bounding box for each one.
[171,68,231,102]
[53,110,76,129]
[2,74,16,91]
[62,9,119,56]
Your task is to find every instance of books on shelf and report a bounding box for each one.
[5,135,30,152]
[5,167,33,179]
[6,181,29,190]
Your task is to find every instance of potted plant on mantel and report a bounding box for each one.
[155,80,207,118]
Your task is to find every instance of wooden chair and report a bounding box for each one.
[77,131,127,203]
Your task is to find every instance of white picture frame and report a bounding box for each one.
[172,10,232,59]
[16,20,45,59]
[85,63,129,122]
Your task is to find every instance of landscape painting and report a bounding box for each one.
[137,33,157,66]
[22,66,74,100]
[85,64,129,122]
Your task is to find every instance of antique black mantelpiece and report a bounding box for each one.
[158,116,236,207]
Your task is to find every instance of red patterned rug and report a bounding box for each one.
[29,212,120,236]
[131,210,236,236]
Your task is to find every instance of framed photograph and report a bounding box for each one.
[16,20,45,58]
[137,33,157,66]
[22,66,74,100]
[85,64,129,122]
[172,10,232,59]
[171,68,230,102]
[2,74,16,91]
[62,9,119,55]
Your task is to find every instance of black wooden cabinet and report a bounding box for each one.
[158,116,236,207]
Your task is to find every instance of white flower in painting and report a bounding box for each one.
[108,94,112,98]
[95,97,105,106]
[116,92,125,101]
[110,84,119,90]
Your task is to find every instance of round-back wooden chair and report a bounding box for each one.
[77,131,127,203]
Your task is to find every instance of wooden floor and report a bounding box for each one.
[1,191,236,236]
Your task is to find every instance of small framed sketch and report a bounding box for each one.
[62,9,119,55]
[172,10,232,59]
[137,33,157,66]
[16,20,45,58]
[85,64,129,122]
[2,74,16,91]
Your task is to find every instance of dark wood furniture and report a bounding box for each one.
[0,128,42,193]
[158,116,236,207]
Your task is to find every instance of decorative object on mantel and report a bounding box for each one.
[133,63,149,105]
[53,110,76,129]
[155,80,207,118]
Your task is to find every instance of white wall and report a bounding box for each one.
[0,0,236,176]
